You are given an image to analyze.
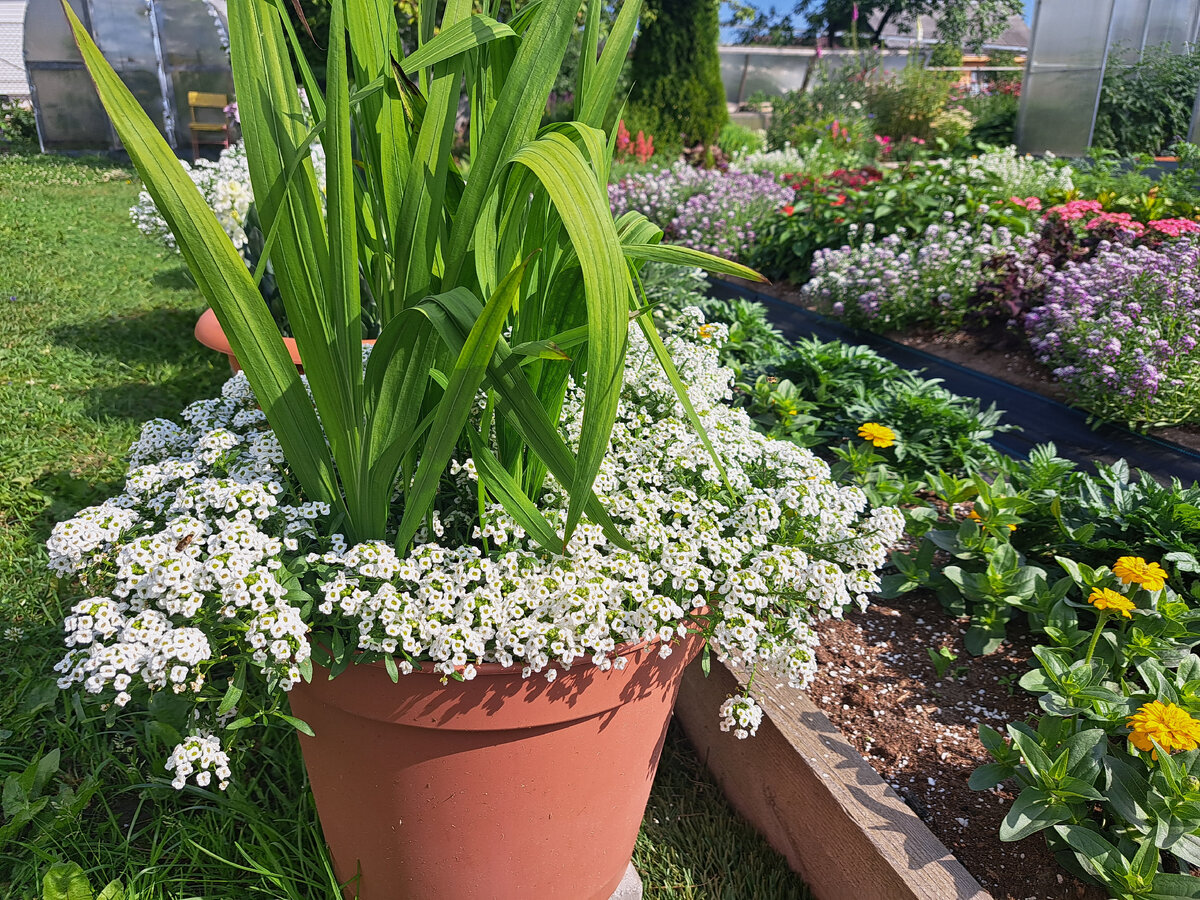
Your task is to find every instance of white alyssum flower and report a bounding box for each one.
[719,693,763,739]
[130,141,327,252]
[165,732,232,790]
[49,309,903,788]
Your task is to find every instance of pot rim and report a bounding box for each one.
[311,610,710,680]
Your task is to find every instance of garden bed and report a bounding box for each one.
[806,590,1104,900]
[677,587,1108,900]
[710,275,1200,480]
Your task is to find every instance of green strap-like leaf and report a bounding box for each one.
[467,426,561,552]
[401,15,517,75]
[511,131,630,543]
[576,0,642,129]
[59,0,342,517]
[441,0,581,287]
[393,261,529,552]
[620,241,768,282]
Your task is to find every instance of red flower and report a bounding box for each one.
[831,194,847,207]
[781,205,795,216]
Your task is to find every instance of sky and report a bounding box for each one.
[720,0,1037,42]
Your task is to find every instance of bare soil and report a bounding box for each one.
[734,277,1200,454]
[805,591,1106,900]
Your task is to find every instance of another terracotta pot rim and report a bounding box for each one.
[195,307,376,370]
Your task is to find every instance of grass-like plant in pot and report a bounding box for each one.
[53,0,904,895]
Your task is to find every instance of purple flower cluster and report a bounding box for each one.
[802,217,1030,332]
[668,172,791,259]
[608,162,728,227]
[608,163,790,260]
[1026,239,1200,426]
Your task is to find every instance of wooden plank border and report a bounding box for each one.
[674,657,991,900]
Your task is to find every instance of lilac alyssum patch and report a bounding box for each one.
[1025,238,1200,426]
[802,216,1030,332]
[609,163,790,261]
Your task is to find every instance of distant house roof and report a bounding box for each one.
[867,12,1031,52]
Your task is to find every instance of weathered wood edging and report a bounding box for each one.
[674,657,991,900]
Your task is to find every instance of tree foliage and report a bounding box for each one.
[628,0,728,145]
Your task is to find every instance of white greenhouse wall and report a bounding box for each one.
[0,0,28,97]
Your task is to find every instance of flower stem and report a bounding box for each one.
[1084,611,1110,664]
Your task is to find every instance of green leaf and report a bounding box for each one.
[511,132,630,543]
[1147,873,1200,900]
[275,713,316,737]
[999,787,1073,841]
[394,263,528,552]
[60,0,343,521]
[620,241,766,283]
[216,665,245,717]
[401,15,517,74]
[467,426,562,552]
[41,862,93,900]
[969,762,1013,791]
[1008,726,1054,783]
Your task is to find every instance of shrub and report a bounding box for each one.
[765,55,875,151]
[0,96,37,153]
[864,66,959,147]
[1093,43,1200,157]
[960,91,1018,148]
[628,0,727,144]
[928,42,964,69]
[717,122,766,157]
[1025,238,1200,427]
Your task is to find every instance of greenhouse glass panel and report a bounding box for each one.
[1016,0,1114,156]
[1142,0,1200,51]
[1108,0,1152,62]
[24,0,231,154]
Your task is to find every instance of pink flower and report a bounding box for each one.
[1043,200,1104,222]
[1009,196,1043,211]
[1086,211,1145,235]
[1147,218,1200,237]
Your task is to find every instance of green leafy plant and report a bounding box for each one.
[1094,44,1200,157]
[973,558,1200,898]
[627,0,727,144]
[65,0,757,554]
[927,645,963,680]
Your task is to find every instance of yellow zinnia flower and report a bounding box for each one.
[1113,556,1168,592]
[1088,587,1135,618]
[1127,701,1200,758]
[857,422,896,448]
[968,509,1016,531]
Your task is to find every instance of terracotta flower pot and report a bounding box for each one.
[193,307,375,373]
[287,635,702,900]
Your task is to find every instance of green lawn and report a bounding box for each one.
[0,153,807,899]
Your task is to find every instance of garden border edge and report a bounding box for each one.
[674,656,992,900]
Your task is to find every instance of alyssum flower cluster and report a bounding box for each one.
[49,313,903,789]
